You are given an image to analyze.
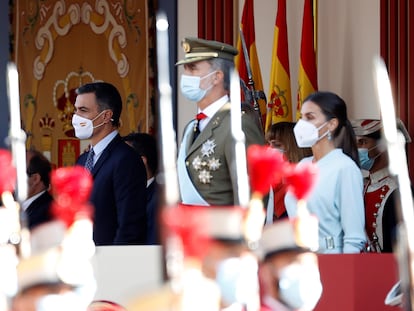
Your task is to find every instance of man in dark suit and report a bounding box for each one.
[72,82,147,245]
[176,37,265,206]
[123,132,159,244]
[22,150,53,229]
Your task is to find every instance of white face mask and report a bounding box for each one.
[278,263,323,311]
[215,256,259,307]
[180,70,216,102]
[72,110,106,140]
[294,119,329,148]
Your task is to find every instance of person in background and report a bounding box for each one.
[265,122,312,221]
[266,122,312,163]
[258,219,322,311]
[352,119,411,252]
[175,37,265,206]
[126,206,260,311]
[22,150,53,230]
[285,91,366,253]
[123,132,159,244]
[72,82,147,245]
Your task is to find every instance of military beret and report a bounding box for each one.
[351,119,382,136]
[17,220,94,292]
[176,37,238,65]
[352,118,411,143]
[259,218,318,260]
[204,207,246,242]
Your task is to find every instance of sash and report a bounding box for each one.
[177,121,209,206]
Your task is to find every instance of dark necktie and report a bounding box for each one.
[84,147,95,171]
[193,112,207,143]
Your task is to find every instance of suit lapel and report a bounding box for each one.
[90,134,122,176]
[187,103,230,156]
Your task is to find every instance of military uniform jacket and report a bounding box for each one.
[178,102,264,206]
[364,167,398,252]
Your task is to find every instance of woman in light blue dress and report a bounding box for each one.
[285,91,366,254]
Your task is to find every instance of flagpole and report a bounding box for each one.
[6,63,30,259]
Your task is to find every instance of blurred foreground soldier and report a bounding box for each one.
[199,207,259,310]
[176,37,265,206]
[22,150,53,230]
[12,166,97,311]
[12,221,96,311]
[352,119,411,252]
[126,206,260,311]
[258,220,322,311]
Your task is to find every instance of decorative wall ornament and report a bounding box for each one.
[12,0,152,167]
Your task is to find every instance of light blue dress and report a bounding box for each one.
[285,148,366,253]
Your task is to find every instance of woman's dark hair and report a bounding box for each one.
[266,122,312,163]
[304,91,360,167]
[76,82,122,127]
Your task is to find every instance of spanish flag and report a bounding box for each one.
[265,0,292,132]
[296,0,318,120]
[235,0,266,124]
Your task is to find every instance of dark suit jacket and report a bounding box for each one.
[146,180,159,244]
[26,191,53,230]
[77,134,147,245]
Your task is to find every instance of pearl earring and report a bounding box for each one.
[327,130,332,141]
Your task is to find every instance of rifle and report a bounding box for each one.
[239,27,266,131]
[6,63,30,259]
[374,57,414,311]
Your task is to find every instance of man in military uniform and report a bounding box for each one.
[176,37,265,206]
[258,220,322,311]
[352,119,411,252]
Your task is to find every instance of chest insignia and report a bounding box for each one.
[191,139,221,184]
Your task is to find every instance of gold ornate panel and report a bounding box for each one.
[12,0,152,167]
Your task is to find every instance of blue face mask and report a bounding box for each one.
[358,148,375,170]
[180,71,216,102]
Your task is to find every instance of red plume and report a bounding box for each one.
[284,162,318,200]
[51,165,93,227]
[0,149,16,194]
[247,145,287,196]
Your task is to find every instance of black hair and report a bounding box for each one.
[304,91,360,167]
[122,133,158,174]
[27,150,52,186]
[365,130,382,141]
[76,82,122,127]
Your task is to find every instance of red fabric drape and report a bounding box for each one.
[198,0,233,45]
[380,0,414,181]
